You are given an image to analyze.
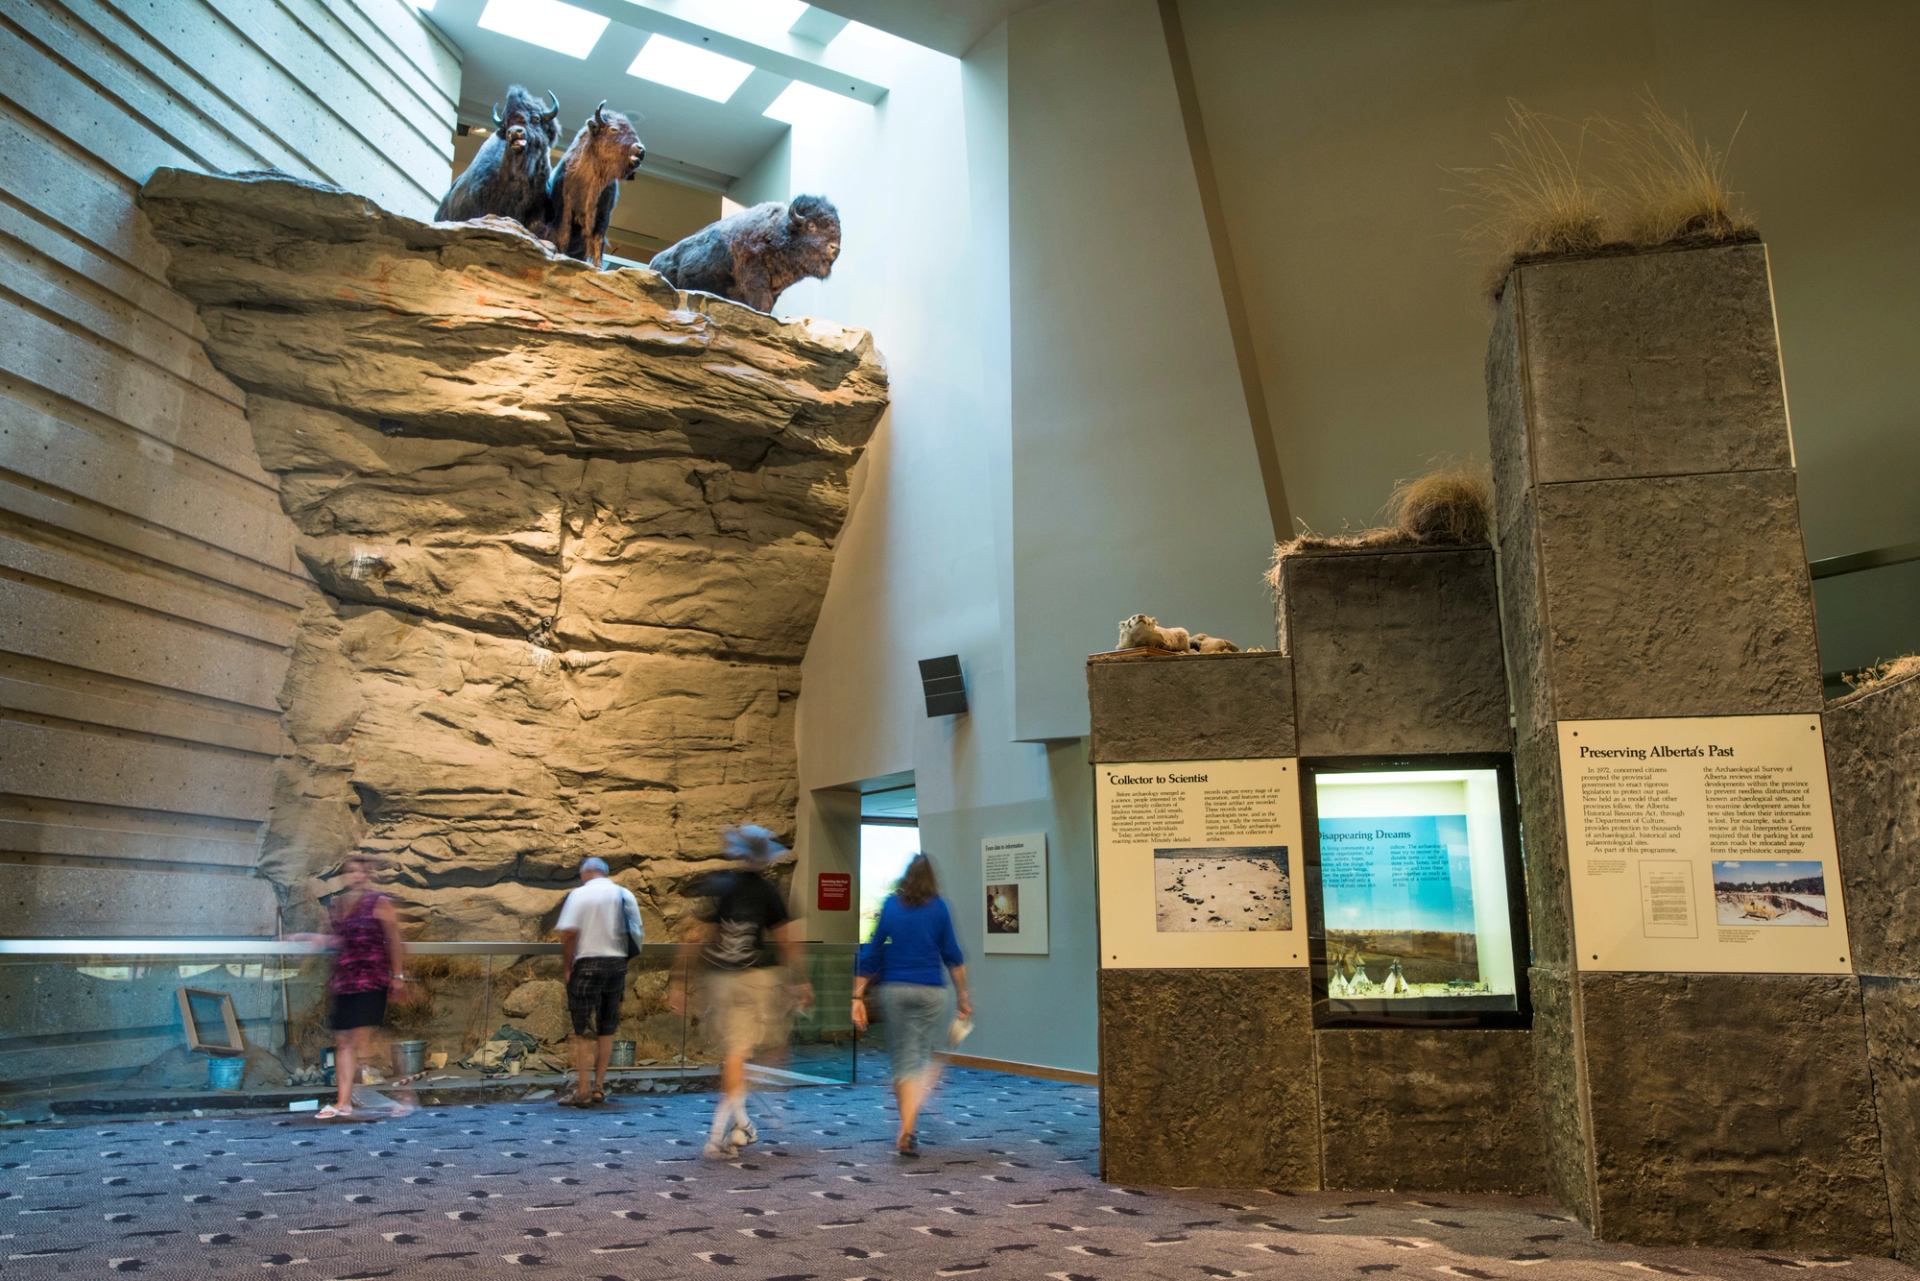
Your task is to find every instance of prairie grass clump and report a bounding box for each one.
[1451,94,1757,295]
[1451,100,1609,273]
[1387,467,1493,545]
[1601,95,1755,247]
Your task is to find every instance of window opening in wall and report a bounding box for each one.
[858,784,918,941]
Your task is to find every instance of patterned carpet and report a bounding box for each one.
[1,1068,1912,1280]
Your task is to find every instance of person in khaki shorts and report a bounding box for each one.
[669,826,812,1158]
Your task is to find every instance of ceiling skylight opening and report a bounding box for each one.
[477,0,609,59]
[627,34,755,103]
[763,80,867,128]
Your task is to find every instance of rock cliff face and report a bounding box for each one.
[140,170,887,938]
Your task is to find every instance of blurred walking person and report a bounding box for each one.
[851,852,971,1156]
[670,825,812,1159]
[292,853,412,1121]
[555,856,644,1107]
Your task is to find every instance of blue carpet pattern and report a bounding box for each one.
[1,1068,1913,1280]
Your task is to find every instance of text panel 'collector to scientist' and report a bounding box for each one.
[1094,758,1307,969]
[1302,755,1530,1027]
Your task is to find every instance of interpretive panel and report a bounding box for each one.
[982,832,1049,955]
[1560,714,1852,974]
[1095,758,1305,969]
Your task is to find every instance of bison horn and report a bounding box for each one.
[593,100,608,124]
[491,101,503,126]
[542,90,560,122]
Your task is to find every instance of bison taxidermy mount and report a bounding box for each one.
[647,195,842,314]
[545,101,646,269]
[434,85,560,228]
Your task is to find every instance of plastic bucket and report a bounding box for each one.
[391,1039,427,1078]
[207,1055,245,1090]
[609,1040,636,1068]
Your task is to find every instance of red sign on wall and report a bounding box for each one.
[817,872,852,911]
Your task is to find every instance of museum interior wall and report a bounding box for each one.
[2,0,1914,1115]
[1176,0,1920,678]
[0,0,459,1074]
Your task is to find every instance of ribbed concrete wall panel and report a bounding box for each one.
[0,0,460,976]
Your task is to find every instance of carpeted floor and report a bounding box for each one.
[2,1068,1912,1280]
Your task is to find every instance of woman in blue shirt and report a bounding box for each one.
[851,853,972,1156]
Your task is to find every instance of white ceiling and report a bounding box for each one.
[420,0,1050,191]
[809,0,1047,58]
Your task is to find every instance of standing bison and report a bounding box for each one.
[647,195,841,313]
[545,102,645,268]
[435,85,560,227]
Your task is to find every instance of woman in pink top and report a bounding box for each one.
[295,854,409,1120]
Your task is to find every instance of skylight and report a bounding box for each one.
[627,34,754,103]
[477,0,609,59]
[763,79,866,127]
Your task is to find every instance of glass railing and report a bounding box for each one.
[0,939,856,1123]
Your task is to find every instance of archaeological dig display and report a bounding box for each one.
[1302,755,1529,1026]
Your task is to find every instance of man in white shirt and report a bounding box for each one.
[555,856,643,1107]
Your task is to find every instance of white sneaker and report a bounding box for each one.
[729,1119,759,1146]
[703,1138,740,1160]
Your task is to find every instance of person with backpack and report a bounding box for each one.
[554,855,644,1107]
[669,825,812,1158]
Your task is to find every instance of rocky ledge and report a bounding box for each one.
[140,169,887,937]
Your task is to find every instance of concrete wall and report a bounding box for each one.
[733,23,1099,1074]
[1177,0,1920,667]
[1,0,457,972]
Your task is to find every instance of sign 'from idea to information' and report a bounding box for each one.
[1094,757,1305,969]
[1559,713,1852,974]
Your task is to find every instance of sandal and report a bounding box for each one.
[315,1104,354,1121]
[590,1089,609,1105]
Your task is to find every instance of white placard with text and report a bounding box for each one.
[1095,757,1306,969]
[1560,714,1852,974]
[981,832,1049,955]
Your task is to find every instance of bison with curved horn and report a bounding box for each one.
[545,101,645,269]
[647,194,841,314]
[434,85,561,228]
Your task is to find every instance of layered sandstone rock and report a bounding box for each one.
[140,169,887,939]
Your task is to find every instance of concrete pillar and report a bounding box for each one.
[1278,544,1546,1194]
[1086,652,1319,1187]
[1825,665,1920,1262]
[1488,243,1892,1249]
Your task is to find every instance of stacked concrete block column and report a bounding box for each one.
[1278,544,1547,1193]
[1086,652,1319,1187]
[1825,665,1920,1261]
[1488,243,1892,1248]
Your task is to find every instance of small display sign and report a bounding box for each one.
[1094,757,1306,969]
[982,832,1049,955]
[816,872,852,912]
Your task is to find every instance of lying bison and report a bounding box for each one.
[647,195,841,313]
[435,85,560,227]
[545,102,645,268]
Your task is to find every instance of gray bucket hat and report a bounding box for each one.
[723,825,788,865]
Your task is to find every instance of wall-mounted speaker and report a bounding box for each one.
[918,655,967,717]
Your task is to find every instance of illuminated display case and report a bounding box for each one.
[1302,754,1530,1028]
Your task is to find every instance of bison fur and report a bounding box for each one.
[545,102,645,268]
[435,85,560,227]
[647,194,842,313]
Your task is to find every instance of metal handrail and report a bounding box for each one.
[0,939,853,957]
[1809,540,1920,580]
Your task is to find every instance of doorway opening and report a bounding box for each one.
[858,783,919,941]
